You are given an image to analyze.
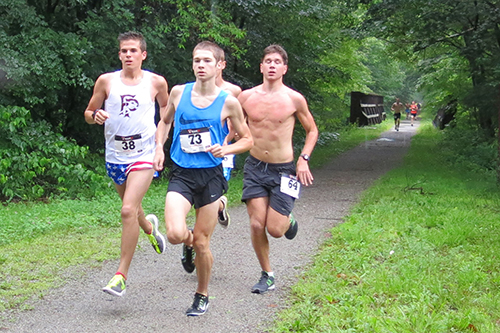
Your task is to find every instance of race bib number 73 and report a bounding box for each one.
[180,127,212,153]
[280,174,301,199]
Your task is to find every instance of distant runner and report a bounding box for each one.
[391,98,404,131]
[410,101,418,126]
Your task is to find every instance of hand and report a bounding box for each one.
[153,149,165,171]
[93,109,110,125]
[296,159,314,186]
[206,144,224,158]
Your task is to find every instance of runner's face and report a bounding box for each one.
[118,39,146,70]
[260,53,287,81]
[193,50,220,80]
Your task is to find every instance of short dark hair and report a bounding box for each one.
[118,31,147,52]
[193,41,224,62]
[262,44,288,65]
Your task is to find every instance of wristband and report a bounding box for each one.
[92,109,99,120]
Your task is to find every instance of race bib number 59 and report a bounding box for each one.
[280,174,301,199]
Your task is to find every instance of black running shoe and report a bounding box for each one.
[186,293,209,316]
[284,212,298,240]
[182,231,196,273]
[251,271,275,294]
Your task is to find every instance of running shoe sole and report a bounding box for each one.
[218,195,230,228]
[146,214,166,254]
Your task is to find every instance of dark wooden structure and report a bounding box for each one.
[350,91,385,126]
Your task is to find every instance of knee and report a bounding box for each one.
[121,204,137,222]
[192,236,209,255]
[165,226,185,245]
[266,224,284,238]
[250,219,266,235]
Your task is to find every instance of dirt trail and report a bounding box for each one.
[1,119,419,333]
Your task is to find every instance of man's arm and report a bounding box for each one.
[152,74,169,120]
[293,92,319,186]
[84,74,111,125]
[153,85,181,171]
[207,96,252,158]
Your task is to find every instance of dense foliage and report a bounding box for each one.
[7,0,497,200]
[0,106,107,201]
[352,0,500,136]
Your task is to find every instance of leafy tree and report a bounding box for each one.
[351,0,500,136]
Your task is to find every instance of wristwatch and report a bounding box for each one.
[300,154,310,161]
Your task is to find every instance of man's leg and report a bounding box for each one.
[265,207,293,239]
[192,200,220,296]
[164,191,193,245]
[115,168,155,278]
[247,197,271,272]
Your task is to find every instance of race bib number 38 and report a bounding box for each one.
[280,174,301,199]
[114,134,143,156]
[180,127,212,153]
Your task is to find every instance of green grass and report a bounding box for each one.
[270,122,500,332]
[0,120,391,313]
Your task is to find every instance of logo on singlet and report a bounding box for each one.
[120,95,139,118]
[179,113,211,125]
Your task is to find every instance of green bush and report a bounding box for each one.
[0,105,106,201]
[440,121,498,174]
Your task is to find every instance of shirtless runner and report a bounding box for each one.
[238,44,319,294]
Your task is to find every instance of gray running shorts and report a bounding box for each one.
[241,155,296,216]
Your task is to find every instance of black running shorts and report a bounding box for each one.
[167,163,227,209]
[241,155,296,216]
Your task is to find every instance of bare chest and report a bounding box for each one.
[245,94,295,124]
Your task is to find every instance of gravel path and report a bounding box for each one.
[1,119,419,333]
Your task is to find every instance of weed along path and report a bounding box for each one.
[2,119,419,333]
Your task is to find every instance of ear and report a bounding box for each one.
[220,61,227,70]
[283,64,288,75]
[260,63,263,73]
[142,51,148,60]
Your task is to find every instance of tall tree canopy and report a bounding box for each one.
[352,0,500,136]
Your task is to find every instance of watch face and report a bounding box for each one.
[301,154,310,161]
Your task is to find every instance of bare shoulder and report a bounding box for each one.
[221,81,242,97]
[151,72,168,86]
[284,86,307,106]
[95,72,113,85]
[239,85,261,103]
[224,94,241,109]
[169,84,185,100]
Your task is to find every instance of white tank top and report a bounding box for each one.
[104,70,156,164]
